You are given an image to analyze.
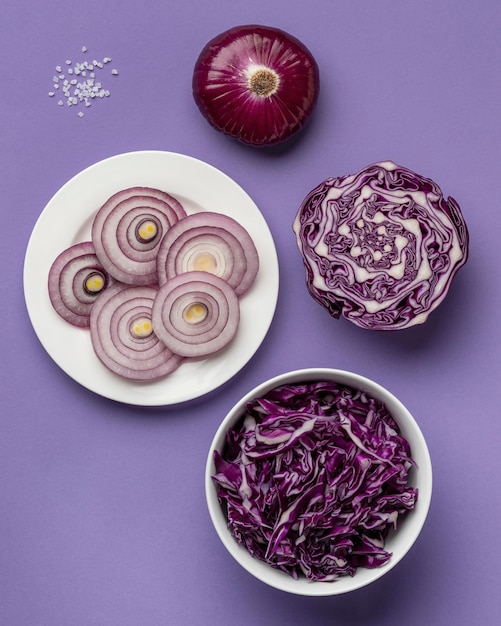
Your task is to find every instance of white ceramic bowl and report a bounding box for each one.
[205,368,432,596]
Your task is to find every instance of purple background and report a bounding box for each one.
[2,1,500,624]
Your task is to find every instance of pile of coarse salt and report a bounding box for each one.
[48,46,119,117]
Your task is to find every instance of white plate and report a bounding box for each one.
[23,151,279,406]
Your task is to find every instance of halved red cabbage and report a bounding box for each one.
[91,187,187,285]
[212,381,417,582]
[48,241,115,328]
[293,161,469,330]
[89,283,183,380]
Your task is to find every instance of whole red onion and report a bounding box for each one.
[192,25,320,147]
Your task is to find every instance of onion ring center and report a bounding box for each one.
[135,218,159,243]
[130,316,154,338]
[191,251,218,273]
[182,302,209,325]
[247,66,280,97]
[84,270,107,295]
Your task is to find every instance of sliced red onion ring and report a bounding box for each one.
[156,212,259,296]
[91,187,187,285]
[89,283,184,380]
[48,241,115,328]
[151,271,240,358]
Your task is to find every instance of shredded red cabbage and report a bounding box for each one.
[212,381,418,582]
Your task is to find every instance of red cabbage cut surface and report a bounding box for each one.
[212,381,418,582]
[293,161,469,330]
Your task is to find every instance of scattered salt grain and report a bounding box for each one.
[48,47,119,117]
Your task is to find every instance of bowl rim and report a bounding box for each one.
[205,367,433,596]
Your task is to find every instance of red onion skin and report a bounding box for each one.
[192,25,320,147]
